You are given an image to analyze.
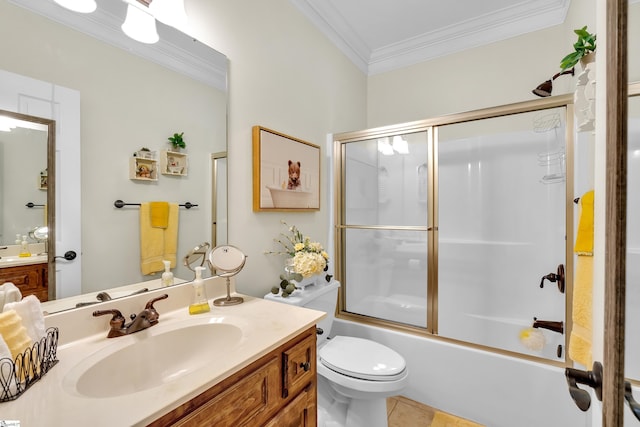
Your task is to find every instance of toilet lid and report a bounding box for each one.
[319,336,406,381]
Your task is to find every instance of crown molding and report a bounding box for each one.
[290,0,570,76]
[8,0,227,92]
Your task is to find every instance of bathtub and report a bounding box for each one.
[266,185,314,208]
[332,318,588,427]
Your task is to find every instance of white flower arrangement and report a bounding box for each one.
[266,221,332,297]
[268,220,329,278]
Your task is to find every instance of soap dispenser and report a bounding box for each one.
[19,235,31,257]
[189,266,210,315]
[15,234,21,245]
[161,260,174,287]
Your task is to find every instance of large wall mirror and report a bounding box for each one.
[0,0,228,313]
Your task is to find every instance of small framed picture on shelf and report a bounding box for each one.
[39,169,48,190]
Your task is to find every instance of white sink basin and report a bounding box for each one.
[62,317,244,398]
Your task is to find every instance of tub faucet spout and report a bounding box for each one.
[532,317,564,334]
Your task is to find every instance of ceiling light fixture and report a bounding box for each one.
[121,0,159,44]
[149,0,188,29]
[53,0,97,14]
[532,68,575,97]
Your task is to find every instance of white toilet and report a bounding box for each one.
[264,280,408,427]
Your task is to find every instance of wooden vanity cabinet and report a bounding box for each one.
[148,326,317,427]
[0,262,48,302]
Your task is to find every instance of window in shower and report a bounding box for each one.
[335,102,572,361]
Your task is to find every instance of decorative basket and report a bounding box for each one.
[0,327,59,402]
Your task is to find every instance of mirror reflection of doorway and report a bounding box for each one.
[211,153,227,247]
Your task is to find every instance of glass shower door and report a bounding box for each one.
[436,108,568,361]
[342,131,431,328]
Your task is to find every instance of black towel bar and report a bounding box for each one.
[113,200,198,209]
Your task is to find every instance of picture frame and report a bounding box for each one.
[252,126,320,212]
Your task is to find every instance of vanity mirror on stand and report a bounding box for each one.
[0,0,228,313]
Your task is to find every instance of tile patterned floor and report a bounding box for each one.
[387,396,436,426]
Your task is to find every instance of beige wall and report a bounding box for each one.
[184,0,368,297]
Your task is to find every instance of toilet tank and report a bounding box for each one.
[264,280,340,340]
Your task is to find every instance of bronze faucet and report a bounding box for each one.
[93,294,168,338]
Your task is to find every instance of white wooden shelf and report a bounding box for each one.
[160,150,188,176]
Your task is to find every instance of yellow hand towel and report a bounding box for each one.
[431,411,485,427]
[149,201,170,228]
[0,309,33,360]
[140,202,179,275]
[163,203,179,268]
[574,190,594,255]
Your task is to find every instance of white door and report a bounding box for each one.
[0,69,82,298]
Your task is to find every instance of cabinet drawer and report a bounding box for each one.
[0,263,48,301]
[282,333,316,399]
[172,356,280,427]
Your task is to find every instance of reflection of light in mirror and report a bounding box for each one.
[53,0,96,14]
[149,0,188,28]
[0,116,17,132]
[633,149,640,158]
[122,0,159,44]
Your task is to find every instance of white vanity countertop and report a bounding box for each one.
[2,279,325,426]
[0,253,47,268]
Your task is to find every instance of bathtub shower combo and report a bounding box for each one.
[339,106,568,362]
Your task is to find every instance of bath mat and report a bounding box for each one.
[431,411,484,427]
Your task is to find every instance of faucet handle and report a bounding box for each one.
[145,294,169,310]
[93,309,126,334]
[93,309,124,321]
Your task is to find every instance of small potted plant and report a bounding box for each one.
[168,132,186,151]
[560,26,596,71]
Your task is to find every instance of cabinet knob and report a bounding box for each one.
[300,361,311,372]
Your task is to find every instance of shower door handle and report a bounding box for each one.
[539,264,565,293]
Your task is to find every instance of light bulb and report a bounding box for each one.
[53,0,97,13]
[149,0,188,28]
[122,3,159,44]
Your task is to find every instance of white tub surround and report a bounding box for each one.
[2,277,325,426]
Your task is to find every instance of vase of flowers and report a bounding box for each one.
[267,221,332,297]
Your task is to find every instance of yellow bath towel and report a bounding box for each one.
[0,309,33,360]
[569,255,593,367]
[431,411,484,427]
[149,201,169,228]
[569,190,594,367]
[140,202,179,275]
[574,190,594,255]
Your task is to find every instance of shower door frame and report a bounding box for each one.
[333,94,575,365]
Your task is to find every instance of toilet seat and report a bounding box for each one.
[319,336,406,381]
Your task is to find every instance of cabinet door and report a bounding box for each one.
[0,263,48,301]
[282,333,315,399]
[264,385,315,427]
[171,357,280,427]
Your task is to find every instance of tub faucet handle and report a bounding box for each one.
[539,264,565,293]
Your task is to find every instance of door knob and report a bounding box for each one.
[565,361,602,411]
[540,264,565,293]
[54,250,77,261]
[625,381,640,421]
